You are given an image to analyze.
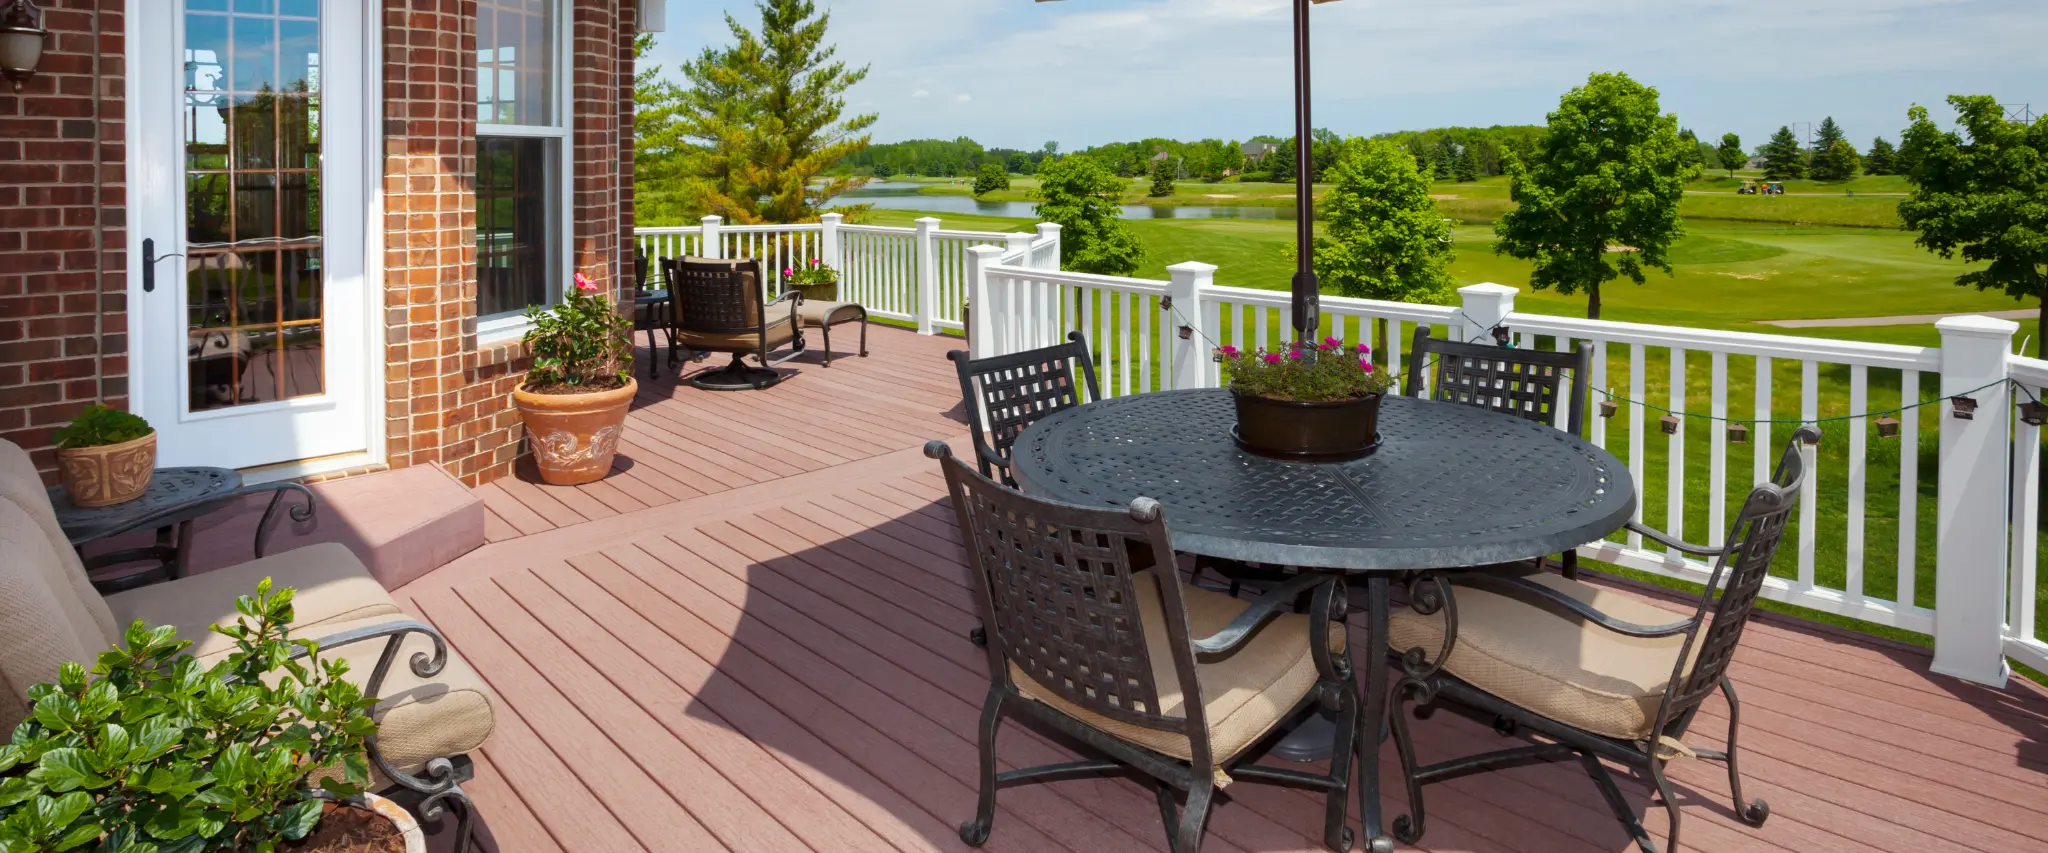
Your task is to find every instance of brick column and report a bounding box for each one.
[0,0,126,481]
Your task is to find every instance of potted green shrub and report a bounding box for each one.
[0,579,422,853]
[1220,337,1396,459]
[783,258,841,302]
[512,272,636,485]
[52,404,156,508]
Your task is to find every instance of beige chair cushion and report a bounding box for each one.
[678,312,798,352]
[0,439,118,643]
[105,542,405,659]
[1388,573,1697,741]
[1010,572,1343,766]
[190,615,495,777]
[0,500,121,737]
[796,299,864,327]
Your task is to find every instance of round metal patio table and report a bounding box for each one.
[1011,388,1636,851]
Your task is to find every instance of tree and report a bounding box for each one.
[1433,136,1459,181]
[1814,116,1847,154]
[1035,156,1145,276]
[1310,138,1456,304]
[1865,136,1897,175]
[675,0,875,224]
[632,34,698,225]
[1006,151,1034,175]
[1267,137,1297,182]
[1454,145,1479,182]
[1717,133,1745,177]
[973,162,1010,197]
[1899,96,2048,355]
[1813,139,1861,182]
[1760,126,1806,180]
[1678,128,1705,169]
[1149,156,1177,197]
[1493,72,1691,319]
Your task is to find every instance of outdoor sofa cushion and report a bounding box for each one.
[1388,572,1699,741]
[678,312,798,351]
[1010,572,1344,765]
[795,299,864,327]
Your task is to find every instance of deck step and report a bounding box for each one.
[88,465,486,591]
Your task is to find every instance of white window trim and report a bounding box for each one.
[476,0,574,343]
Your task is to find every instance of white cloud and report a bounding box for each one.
[648,0,2047,149]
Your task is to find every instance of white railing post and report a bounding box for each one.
[1035,223,1063,269]
[700,215,723,259]
[1456,282,1517,345]
[914,217,941,335]
[819,212,843,272]
[1932,314,2018,687]
[1167,262,1217,390]
[966,245,1003,359]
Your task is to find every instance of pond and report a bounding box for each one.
[826,181,1297,221]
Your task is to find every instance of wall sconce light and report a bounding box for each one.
[0,0,47,93]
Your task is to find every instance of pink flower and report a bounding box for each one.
[1287,350,1304,360]
[574,273,597,292]
[783,267,795,277]
[1262,353,1282,365]
[1355,342,1372,355]
[1288,339,1304,351]
[1219,345,1239,357]
[1360,359,1376,374]
[1322,336,1342,350]
[810,258,821,266]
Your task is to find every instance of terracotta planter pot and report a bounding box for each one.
[55,432,157,507]
[1231,391,1382,460]
[513,379,637,486]
[296,793,426,853]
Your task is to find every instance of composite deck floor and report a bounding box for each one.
[398,325,2048,853]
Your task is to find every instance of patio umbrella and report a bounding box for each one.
[1036,0,1345,341]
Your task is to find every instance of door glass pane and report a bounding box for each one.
[477,0,554,126]
[185,2,323,411]
[477,137,552,317]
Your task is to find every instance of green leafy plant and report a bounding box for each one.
[782,258,839,287]
[1220,338,1397,403]
[51,407,152,450]
[522,273,633,392]
[0,579,379,853]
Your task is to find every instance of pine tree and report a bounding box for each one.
[1149,157,1177,197]
[1810,117,1855,181]
[1864,137,1897,175]
[1267,137,1297,182]
[676,0,875,224]
[1760,126,1807,180]
[632,35,695,225]
[1454,145,1479,182]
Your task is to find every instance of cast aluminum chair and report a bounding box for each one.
[945,330,1101,487]
[662,256,805,390]
[1407,327,1593,578]
[930,441,1359,853]
[1384,425,1815,853]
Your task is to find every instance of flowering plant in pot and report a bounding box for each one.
[782,258,840,301]
[513,273,636,485]
[53,404,156,508]
[0,579,424,853]
[1220,337,1396,459]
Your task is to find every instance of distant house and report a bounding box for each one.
[1241,141,1281,162]
[1745,156,1769,170]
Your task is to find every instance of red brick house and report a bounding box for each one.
[1,0,655,487]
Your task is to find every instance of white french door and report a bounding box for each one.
[131,0,373,471]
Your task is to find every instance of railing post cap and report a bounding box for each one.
[1166,261,1219,275]
[1934,315,2021,338]
[820,212,843,222]
[915,216,942,226]
[1458,282,1519,297]
[965,244,1006,256]
[701,214,722,224]
[1036,222,1063,233]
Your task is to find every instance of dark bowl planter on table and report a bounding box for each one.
[1231,391,1382,460]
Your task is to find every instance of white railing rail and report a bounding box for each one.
[961,252,2039,688]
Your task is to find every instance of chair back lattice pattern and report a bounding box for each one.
[1407,328,1593,437]
[934,445,1197,733]
[949,332,1103,484]
[1663,425,1815,722]
[665,256,766,335]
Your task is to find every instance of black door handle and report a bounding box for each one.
[142,239,186,293]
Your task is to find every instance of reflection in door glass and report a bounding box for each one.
[184,1,323,411]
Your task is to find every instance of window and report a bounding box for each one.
[475,0,568,332]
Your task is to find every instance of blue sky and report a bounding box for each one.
[639,0,2047,152]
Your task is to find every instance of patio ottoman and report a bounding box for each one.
[796,298,868,365]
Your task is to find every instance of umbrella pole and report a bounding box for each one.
[1290,0,1318,341]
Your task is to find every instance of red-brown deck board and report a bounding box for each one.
[393,325,2048,853]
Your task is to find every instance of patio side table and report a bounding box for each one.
[49,467,317,594]
[1011,389,1637,852]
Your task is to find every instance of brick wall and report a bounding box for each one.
[0,0,126,479]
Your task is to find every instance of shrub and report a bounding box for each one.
[0,579,379,853]
[522,273,633,391]
[52,406,152,450]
